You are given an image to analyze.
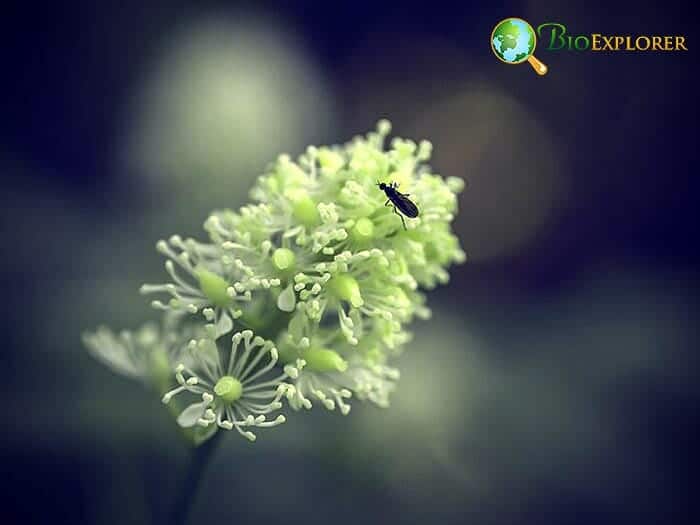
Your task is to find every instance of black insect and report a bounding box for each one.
[377,181,419,230]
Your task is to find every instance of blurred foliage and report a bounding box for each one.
[121,13,335,217]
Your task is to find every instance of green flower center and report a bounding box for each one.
[272,248,296,271]
[352,217,374,241]
[214,376,242,404]
[292,194,321,227]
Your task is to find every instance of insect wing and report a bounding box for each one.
[393,192,419,218]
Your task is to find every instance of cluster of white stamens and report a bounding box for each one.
[161,330,288,442]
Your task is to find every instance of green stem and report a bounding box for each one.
[168,431,223,525]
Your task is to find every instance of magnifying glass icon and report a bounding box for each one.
[491,17,548,75]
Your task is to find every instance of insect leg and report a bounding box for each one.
[384,199,391,206]
[392,205,407,230]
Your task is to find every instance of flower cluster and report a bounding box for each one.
[84,121,465,444]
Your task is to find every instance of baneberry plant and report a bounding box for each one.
[84,121,465,446]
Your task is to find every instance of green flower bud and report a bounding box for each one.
[196,268,231,308]
[302,348,348,373]
[149,347,172,393]
[328,274,364,308]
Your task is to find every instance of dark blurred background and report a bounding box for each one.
[2,1,698,524]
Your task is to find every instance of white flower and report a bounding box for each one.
[162,330,288,442]
[140,235,281,335]
[277,335,400,414]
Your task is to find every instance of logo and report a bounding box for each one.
[491,18,548,75]
[491,18,688,75]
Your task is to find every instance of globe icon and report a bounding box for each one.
[491,18,548,75]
